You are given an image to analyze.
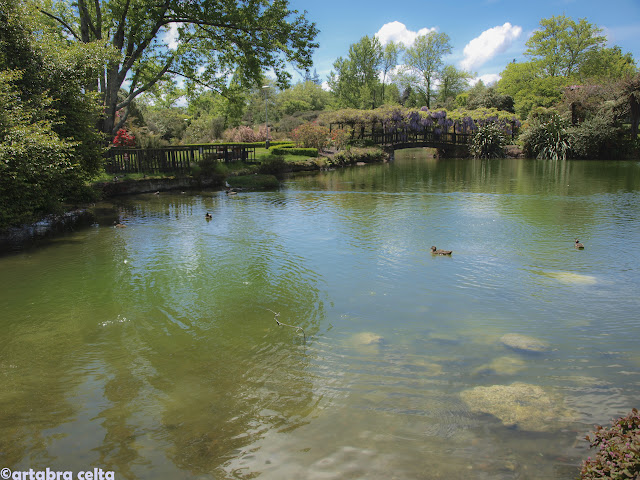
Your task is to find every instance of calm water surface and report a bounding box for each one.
[1,151,640,479]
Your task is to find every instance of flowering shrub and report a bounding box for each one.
[330,129,351,150]
[113,128,136,147]
[291,122,330,150]
[580,408,640,480]
[319,106,521,138]
[222,125,268,143]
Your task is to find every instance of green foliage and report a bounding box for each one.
[269,146,318,157]
[328,147,387,167]
[0,1,105,230]
[465,81,515,112]
[470,123,507,158]
[328,35,384,109]
[182,115,226,144]
[190,154,227,181]
[568,115,622,159]
[436,65,474,109]
[278,81,332,115]
[520,113,572,160]
[41,0,319,135]
[580,408,640,480]
[291,123,330,150]
[0,71,81,229]
[403,31,452,108]
[525,15,607,78]
[497,61,570,119]
[257,155,287,175]
[579,46,637,81]
[227,174,280,190]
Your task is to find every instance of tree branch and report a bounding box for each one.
[116,57,175,110]
[266,308,306,342]
[39,10,80,41]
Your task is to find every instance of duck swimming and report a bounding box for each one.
[574,239,584,249]
[431,246,452,255]
[205,212,212,220]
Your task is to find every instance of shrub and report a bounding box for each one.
[190,154,226,180]
[222,125,268,143]
[113,128,136,147]
[330,129,351,150]
[269,146,318,157]
[257,155,287,175]
[328,147,387,167]
[470,123,507,158]
[569,115,623,159]
[291,122,330,150]
[580,408,640,480]
[520,113,572,160]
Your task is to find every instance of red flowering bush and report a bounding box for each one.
[291,122,330,150]
[330,128,351,150]
[113,128,136,147]
[580,408,640,480]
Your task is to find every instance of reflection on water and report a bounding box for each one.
[1,152,639,479]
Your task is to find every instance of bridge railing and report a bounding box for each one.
[367,128,474,146]
[104,144,257,174]
[330,123,475,147]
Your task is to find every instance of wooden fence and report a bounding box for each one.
[105,144,257,174]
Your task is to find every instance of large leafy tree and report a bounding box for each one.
[403,31,452,108]
[1,0,105,229]
[524,15,607,78]
[39,0,318,136]
[436,64,473,108]
[578,46,637,81]
[328,35,383,109]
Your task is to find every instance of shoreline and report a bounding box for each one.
[0,146,520,253]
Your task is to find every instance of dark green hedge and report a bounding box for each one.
[269,145,318,157]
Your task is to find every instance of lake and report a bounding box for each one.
[1,150,639,479]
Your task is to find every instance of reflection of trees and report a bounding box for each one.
[0,192,327,477]
[97,193,326,476]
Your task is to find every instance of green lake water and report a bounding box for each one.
[1,151,640,479]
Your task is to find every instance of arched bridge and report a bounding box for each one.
[330,123,473,158]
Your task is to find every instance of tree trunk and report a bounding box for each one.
[630,93,639,140]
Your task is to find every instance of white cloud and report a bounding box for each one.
[164,23,181,50]
[460,22,522,71]
[470,73,501,86]
[375,21,436,47]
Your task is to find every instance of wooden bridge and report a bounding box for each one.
[105,144,257,175]
[330,123,475,158]
[330,121,519,158]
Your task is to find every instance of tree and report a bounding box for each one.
[403,31,452,108]
[278,81,331,115]
[328,35,383,109]
[436,65,473,108]
[497,61,569,119]
[465,81,515,112]
[380,41,403,103]
[40,0,319,135]
[1,0,103,229]
[578,46,637,81]
[524,15,607,78]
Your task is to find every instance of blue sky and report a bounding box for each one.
[288,0,640,85]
